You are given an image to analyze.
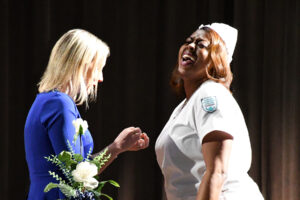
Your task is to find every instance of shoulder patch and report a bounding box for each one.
[201,96,217,113]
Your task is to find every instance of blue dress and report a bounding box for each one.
[24,91,94,200]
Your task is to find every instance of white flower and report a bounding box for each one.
[83,177,99,190]
[72,118,88,135]
[72,161,99,190]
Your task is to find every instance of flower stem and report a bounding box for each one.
[80,135,83,156]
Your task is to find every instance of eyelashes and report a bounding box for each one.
[197,43,206,48]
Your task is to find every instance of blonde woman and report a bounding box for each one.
[24,29,149,200]
[155,23,263,200]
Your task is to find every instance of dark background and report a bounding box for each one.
[0,0,299,199]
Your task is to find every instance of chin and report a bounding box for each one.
[177,71,189,81]
[177,65,191,77]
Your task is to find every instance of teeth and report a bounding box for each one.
[183,54,195,61]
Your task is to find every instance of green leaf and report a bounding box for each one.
[90,160,101,169]
[79,125,83,135]
[101,193,113,200]
[57,183,77,198]
[93,190,101,197]
[73,154,83,162]
[44,182,58,193]
[71,181,81,188]
[58,151,72,162]
[70,162,78,171]
[108,180,120,188]
[65,159,77,168]
[96,181,107,192]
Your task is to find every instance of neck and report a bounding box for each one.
[184,78,207,99]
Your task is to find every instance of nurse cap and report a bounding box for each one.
[199,23,238,64]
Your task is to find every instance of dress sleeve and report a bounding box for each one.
[40,96,82,155]
[194,82,239,144]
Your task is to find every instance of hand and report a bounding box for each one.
[113,127,149,154]
[127,132,150,151]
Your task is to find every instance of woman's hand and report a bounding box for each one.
[93,127,149,174]
[127,132,150,151]
[113,127,149,154]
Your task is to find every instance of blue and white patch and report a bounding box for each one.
[201,96,217,113]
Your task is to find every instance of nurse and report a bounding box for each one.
[155,23,264,200]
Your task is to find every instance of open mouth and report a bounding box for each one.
[181,51,196,66]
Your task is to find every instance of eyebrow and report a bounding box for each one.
[187,36,206,42]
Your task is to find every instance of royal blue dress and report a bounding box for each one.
[24,91,94,200]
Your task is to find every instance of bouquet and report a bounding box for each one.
[44,118,119,200]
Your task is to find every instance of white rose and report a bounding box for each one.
[72,118,88,134]
[83,177,99,190]
[72,161,99,189]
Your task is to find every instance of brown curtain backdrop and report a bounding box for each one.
[0,0,299,199]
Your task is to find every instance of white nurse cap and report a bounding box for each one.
[199,23,238,64]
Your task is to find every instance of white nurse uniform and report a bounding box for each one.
[155,80,264,200]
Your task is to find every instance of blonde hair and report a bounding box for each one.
[38,29,110,107]
[170,27,233,96]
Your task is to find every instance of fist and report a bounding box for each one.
[128,132,150,151]
[114,127,149,153]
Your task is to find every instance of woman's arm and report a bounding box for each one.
[91,127,149,174]
[196,131,233,200]
[44,98,149,174]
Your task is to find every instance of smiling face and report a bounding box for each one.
[177,29,211,82]
[170,27,233,96]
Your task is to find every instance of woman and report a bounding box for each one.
[155,23,263,200]
[24,29,149,200]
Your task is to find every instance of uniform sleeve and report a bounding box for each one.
[40,97,82,155]
[194,82,238,144]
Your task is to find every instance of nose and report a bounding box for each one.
[188,42,196,50]
[98,71,104,83]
